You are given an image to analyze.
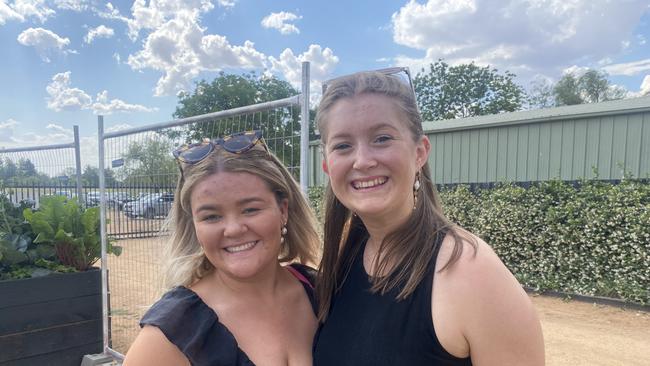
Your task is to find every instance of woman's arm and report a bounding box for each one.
[434,233,545,365]
[123,326,190,366]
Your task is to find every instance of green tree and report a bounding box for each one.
[552,73,583,106]
[551,70,627,106]
[0,158,17,180]
[17,159,37,177]
[80,165,116,187]
[82,166,99,186]
[526,78,555,109]
[174,72,298,119]
[120,139,177,187]
[414,60,526,121]
[172,72,306,178]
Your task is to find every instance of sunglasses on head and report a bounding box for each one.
[321,66,416,97]
[172,130,267,165]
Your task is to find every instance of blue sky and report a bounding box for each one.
[1,0,649,165]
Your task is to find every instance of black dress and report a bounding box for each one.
[140,263,316,366]
[313,236,472,365]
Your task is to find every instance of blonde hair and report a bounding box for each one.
[315,71,476,321]
[162,144,320,289]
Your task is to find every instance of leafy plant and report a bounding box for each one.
[23,195,121,271]
[0,194,58,274]
[438,178,649,305]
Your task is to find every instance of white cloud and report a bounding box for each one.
[0,1,24,24]
[269,44,340,102]
[113,52,121,63]
[101,0,336,98]
[127,10,267,96]
[3,0,56,23]
[116,0,215,41]
[562,65,590,77]
[641,75,650,96]
[45,123,71,135]
[106,123,134,133]
[17,27,71,62]
[0,120,72,148]
[270,44,339,86]
[91,90,157,114]
[391,0,649,81]
[216,0,237,8]
[602,58,650,76]
[46,71,92,111]
[94,2,127,24]
[46,71,156,115]
[0,118,19,142]
[261,11,301,35]
[54,0,87,12]
[84,25,114,44]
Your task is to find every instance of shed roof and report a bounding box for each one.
[422,95,650,133]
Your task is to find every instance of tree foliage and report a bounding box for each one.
[173,71,298,121]
[414,60,526,121]
[0,158,55,184]
[171,72,305,177]
[81,165,116,187]
[120,139,178,187]
[528,70,627,108]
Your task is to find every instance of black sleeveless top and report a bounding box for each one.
[140,264,317,366]
[313,237,472,365]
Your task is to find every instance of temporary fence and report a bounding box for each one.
[0,126,83,208]
[98,62,311,359]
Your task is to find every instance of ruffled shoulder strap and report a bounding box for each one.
[140,287,254,366]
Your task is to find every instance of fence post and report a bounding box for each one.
[97,115,110,354]
[73,125,83,201]
[300,61,310,194]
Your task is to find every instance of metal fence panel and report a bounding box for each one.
[0,128,82,209]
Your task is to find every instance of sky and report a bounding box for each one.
[1,0,649,167]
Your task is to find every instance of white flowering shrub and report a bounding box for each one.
[439,179,650,305]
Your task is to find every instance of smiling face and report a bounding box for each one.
[190,171,288,281]
[321,93,430,226]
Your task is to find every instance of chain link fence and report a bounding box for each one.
[98,94,306,358]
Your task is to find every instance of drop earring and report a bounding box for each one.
[280,223,288,243]
[413,171,421,210]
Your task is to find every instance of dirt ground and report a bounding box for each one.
[106,237,650,365]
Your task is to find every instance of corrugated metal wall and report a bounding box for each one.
[309,96,650,186]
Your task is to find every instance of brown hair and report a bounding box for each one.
[163,144,320,289]
[315,71,476,321]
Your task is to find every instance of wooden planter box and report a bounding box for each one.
[0,269,102,365]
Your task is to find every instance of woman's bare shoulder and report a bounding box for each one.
[123,326,190,366]
[433,227,545,365]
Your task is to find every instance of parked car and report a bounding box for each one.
[85,191,101,206]
[107,191,132,210]
[123,193,153,214]
[124,193,174,218]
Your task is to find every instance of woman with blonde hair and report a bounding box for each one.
[125,130,320,366]
[313,69,544,365]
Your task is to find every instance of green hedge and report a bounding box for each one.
[307,179,650,305]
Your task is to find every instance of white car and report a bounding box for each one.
[124,193,174,218]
